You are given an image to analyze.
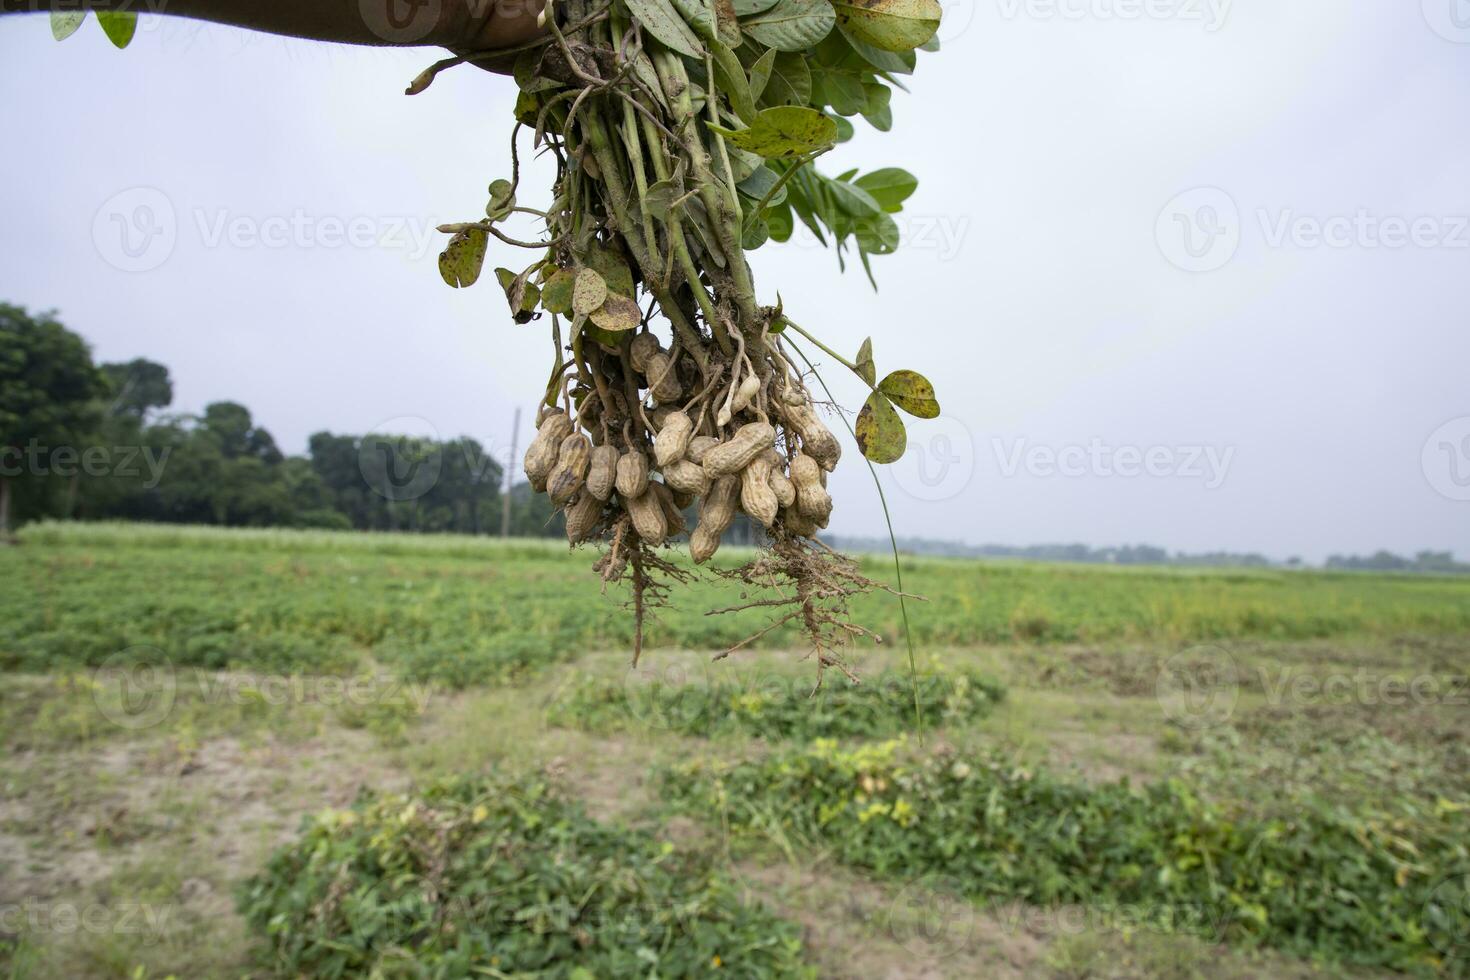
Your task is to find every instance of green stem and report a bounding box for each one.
[789,340,924,741]
[781,318,874,390]
[742,151,823,237]
[652,51,760,331]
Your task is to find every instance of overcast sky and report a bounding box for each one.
[3,2,1468,562]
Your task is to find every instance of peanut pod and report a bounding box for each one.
[615,449,650,498]
[626,489,667,546]
[586,444,618,501]
[662,458,712,496]
[740,455,779,528]
[653,411,694,467]
[790,453,833,526]
[524,409,572,487]
[651,481,688,536]
[564,491,603,543]
[690,474,739,564]
[547,432,591,506]
[702,421,775,478]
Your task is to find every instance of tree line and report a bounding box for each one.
[1,303,565,536]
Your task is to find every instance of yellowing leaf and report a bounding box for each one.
[51,11,86,41]
[878,369,940,418]
[831,0,941,53]
[572,268,608,316]
[855,390,906,463]
[590,293,643,332]
[708,106,837,159]
[438,228,488,288]
[541,268,576,315]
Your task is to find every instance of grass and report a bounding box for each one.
[8,522,1470,684]
[2,522,1468,978]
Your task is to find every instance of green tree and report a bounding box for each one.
[0,305,106,533]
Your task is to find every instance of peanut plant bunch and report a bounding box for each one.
[47,0,947,673]
[425,0,946,671]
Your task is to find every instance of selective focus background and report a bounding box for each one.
[2,3,1469,978]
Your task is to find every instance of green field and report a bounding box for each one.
[2,523,1468,977]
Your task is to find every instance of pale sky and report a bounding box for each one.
[3,2,1468,562]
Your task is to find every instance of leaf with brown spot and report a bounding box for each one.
[438,228,488,288]
[855,390,906,463]
[878,369,940,418]
[589,293,643,332]
[572,268,608,316]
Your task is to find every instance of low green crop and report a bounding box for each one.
[549,668,1004,739]
[238,774,812,978]
[660,740,1470,973]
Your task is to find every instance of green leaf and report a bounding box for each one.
[854,167,916,213]
[747,48,777,102]
[643,178,686,222]
[831,113,855,142]
[855,337,876,385]
[831,0,941,52]
[767,201,795,241]
[96,10,138,49]
[572,268,609,317]
[837,24,917,73]
[737,166,789,208]
[815,69,867,116]
[732,0,781,14]
[709,38,758,124]
[624,0,707,58]
[671,0,717,39]
[589,293,643,332]
[861,83,892,130]
[581,242,636,295]
[823,175,886,217]
[855,211,900,254]
[708,106,836,159]
[741,0,836,52]
[879,369,940,418]
[438,228,488,288]
[761,51,812,107]
[725,144,764,183]
[855,390,906,463]
[486,179,516,221]
[541,268,576,315]
[51,11,86,41]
